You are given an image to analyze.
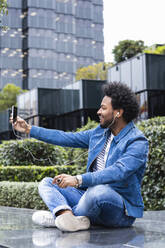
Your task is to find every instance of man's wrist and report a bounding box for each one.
[25,124,32,134]
[75,175,82,188]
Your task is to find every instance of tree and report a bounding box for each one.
[112,40,147,63]
[144,45,165,55]
[0,0,8,30]
[0,0,8,13]
[76,62,112,81]
[0,84,26,111]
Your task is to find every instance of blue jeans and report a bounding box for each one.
[38,177,135,227]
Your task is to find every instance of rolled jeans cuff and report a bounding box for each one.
[53,205,72,216]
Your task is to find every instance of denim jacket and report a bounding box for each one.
[30,121,149,218]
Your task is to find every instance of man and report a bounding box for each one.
[12,82,149,232]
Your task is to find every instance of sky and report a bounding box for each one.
[103,0,165,62]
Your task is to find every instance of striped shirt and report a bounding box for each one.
[92,134,114,172]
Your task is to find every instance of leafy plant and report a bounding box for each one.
[144,45,165,55]
[0,0,8,30]
[0,117,164,211]
[0,118,98,169]
[112,39,146,63]
[76,62,112,81]
[0,139,69,166]
[0,182,46,209]
[0,84,26,111]
[137,117,165,210]
[0,165,79,182]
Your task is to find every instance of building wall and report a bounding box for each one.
[107,53,165,119]
[107,54,147,92]
[0,0,23,89]
[0,0,104,90]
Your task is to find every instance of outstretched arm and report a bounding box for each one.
[11,116,92,149]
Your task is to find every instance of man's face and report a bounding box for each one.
[97,96,115,128]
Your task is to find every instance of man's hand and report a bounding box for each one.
[53,174,78,188]
[10,116,31,134]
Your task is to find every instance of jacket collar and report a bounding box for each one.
[113,121,135,143]
[104,121,135,143]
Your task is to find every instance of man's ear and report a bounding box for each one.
[115,109,124,118]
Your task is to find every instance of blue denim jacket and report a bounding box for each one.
[30,121,149,218]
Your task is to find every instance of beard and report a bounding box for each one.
[100,118,115,129]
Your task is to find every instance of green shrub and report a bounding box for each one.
[0,139,68,166]
[0,181,46,209]
[137,118,165,210]
[0,117,164,211]
[137,116,165,130]
[0,165,79,182]
[0,118,98,171]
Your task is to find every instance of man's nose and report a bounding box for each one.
[97,109,101,115]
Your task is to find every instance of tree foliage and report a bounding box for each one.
[144,45,165,55]
[0,0,8,30]
[76,62,112,81]
[0,117,164,210]
[0,0,8,14]
[0,84,26,111]
[112,40,146,63]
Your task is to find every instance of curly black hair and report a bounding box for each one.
[103,82,139,123]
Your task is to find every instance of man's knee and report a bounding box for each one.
[85,184,122,205]
[38,177,53,192]
[85,185,110,202]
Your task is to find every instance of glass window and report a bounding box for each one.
[76,19,92,38]
[76,1,92,19]
[27,0,55,9]
[8,0,22,8]
[66,1,74,15]
[56,0,66,13]
[2,9,22,28]
[92,0,103,6]
[93,5,103,24]
[28,9,55,29]
[93,24,104,42]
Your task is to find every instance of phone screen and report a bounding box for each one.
[12,106,17,123]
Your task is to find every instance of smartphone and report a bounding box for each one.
[11,106,17,123]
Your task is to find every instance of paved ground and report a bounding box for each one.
[0,206,164,248]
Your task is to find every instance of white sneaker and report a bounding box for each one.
[32,210,56,227]
[55,213,90,232]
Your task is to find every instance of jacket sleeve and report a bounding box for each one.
[30,126,92,148]
[81,136,149,186]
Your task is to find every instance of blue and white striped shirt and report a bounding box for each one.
[92,134,114,171]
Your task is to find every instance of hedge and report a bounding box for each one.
[136,117,165,210]
[0,118,97,168]
[0,165,80,182]
[0,117,164,210]
[0,181,46,209]
[0,139,70,166]
[139,124,165,210]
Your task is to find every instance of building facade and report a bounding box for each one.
[0,0,104,90]
[0,79,106,140]
[108,53,165,119]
